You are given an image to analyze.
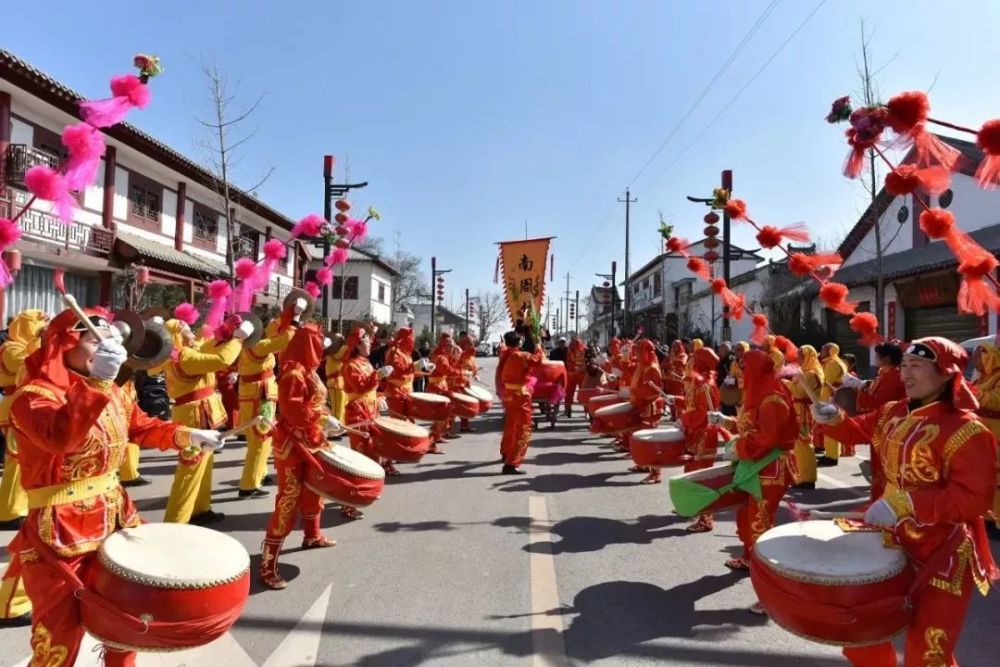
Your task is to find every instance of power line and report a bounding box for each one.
[625,0,781,189]
[640,0,828,196]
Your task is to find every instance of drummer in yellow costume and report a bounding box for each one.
[236,302,304,498]
[158,316,250,524]
[817,342,848,465]
[0,309,46,626]
[326,335,348,423]
[788,345,824,489]
[972,342,1000,533]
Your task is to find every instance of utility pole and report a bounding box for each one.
[574,289,580,335]
[611,261,617,338]
[618,189,637,335]
[721,169,733,342]
[563,272,571,337]
[430,256,437,341]
[464,287,470,334]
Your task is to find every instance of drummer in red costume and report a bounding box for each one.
[812,337,998,666]
[427,333,457,452]
[383,327,421,420]
[709,349,796,579]
[664,341,687,420]
[5,307,225,666]
[260,323,345,590]
[455,332,479,432]
[621,340,666,484]
[673,347,722,530]
[342,326,394,503]
[564,336,586,417]
[499,330,543,474]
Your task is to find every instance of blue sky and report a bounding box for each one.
[7,1,1000,323]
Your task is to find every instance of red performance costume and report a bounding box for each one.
[728,350,797,570]
[342,326,381,460]
[261,324,336,590]
[822,338,998,667]
[384,328,417,420]
[427,334,456,448]
[564,338,586,417]
[6,309,195,666]
[680,347,724,530]
[499,335,543,472]
[664,341,687,420]
[624,340,666,482]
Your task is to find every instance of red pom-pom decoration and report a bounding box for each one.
[710,278,727,294]
[788,252,843,278]
[724,199,747,221]
[885,91,929,135]
[918,208,955,240]
[686,257,711,281]
[849,312,882,346]
[820,282,858,315]
[975,119,1000,189]
[666,237,690,256]
[957,254,1000,315]
[884,165,951,197]
[750,313,769,346]
[756,223,810,249]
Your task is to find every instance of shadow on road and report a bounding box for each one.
[515,514,689,554]
[491,471,638,494]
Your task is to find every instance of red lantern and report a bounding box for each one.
[437,277,445,284]
[334,213,349,224]
[704,212,720,224]
[335,225,349,236]
[335,200,351,212]
[703,238,719,249]
[335,239,350,249]
[136,266,150,286]
[4,249,22,274]
[704,250,720,262]
[704,225,719,237]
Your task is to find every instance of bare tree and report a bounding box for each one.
[194,60,275,282]
[475,291,507,342]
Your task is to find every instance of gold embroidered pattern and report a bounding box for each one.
[922,626,948,667]
[942,420,989,474]
[929,538,972,596]
[274,472,301,537]
[883,490,913,519]
[29,622,68,667]
[750,497,773,544]
[905,424,941,485]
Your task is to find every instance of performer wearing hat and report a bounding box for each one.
[449,338,475,433]
[788,345,824,490]
[675,347,722,526]
[499,330,543,474]
[618,340,666,482]
[237,301,306,498]
[812,337,999,666]
[427,333,457,451]
[564,336,586,417]
[5,307,225,666]
[664,340,688,420]
[384,327,421,420]
[325,333,348,424]
[457,332,480,431]
[972,342,1000,534]
[817,342,849,465]
[260,323,344,590]
[159,315,252,525]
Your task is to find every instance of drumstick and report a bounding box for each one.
[62,294,105,340]
[217,416,265,441]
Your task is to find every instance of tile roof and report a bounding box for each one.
[115,232,226,278]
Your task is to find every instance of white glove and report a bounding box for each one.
[227,372,238,385]
[811,402,841,425]
[233,320,255,341]
[189,429,227,452]
[708,411,726,427]
[665,395,676,406]
[618,388,631,400]
[323,337,333,349]
[108,325,125,343]
[378,397,388,412]
[723,376,736,386]
[840,374,864,390]
[324,415,345,435]
[423,360,436,373]
[91,338,128,381]
[293,297,308,315]
[151,316,165,325]
[863,499,899,528]
[377,365,394,379]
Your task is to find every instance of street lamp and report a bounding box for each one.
[430,256,452,340]
[322,155,369,323]
[685,169,732,340]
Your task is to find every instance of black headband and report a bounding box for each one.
[905,342,937,363]
[71,316,111,333]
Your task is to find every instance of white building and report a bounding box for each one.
[307,247,399,327]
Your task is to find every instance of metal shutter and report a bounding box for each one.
[3,264,99,322]
[827,310,872,376]
[904,306,981,344]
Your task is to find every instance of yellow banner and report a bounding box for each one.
[498,237,551,325]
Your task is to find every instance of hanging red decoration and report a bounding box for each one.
[884,91,960,170]
[686,257,711,281]
[704,225,719,237]
[849,312,882,346]
[703,238,719,249]
[975,119,1000,189]
[703,250,719,262]
[884,165,951,196]
[756,223,811,250]
[704,212,720,224]
[666,236,691,256]
[750,313,769,346]
[723,199,747,220]
[820,282,858,315]
[788,252,843,277]
[957,254,1000,315]
[335,200,351,212]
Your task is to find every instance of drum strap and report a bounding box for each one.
[26,471,120,510]
[174,386,215,406]
[669,448,783,517]
[240,370,274,384]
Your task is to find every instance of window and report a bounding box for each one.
[236,226,259,259]
[332,276,359,300]
[193,205,219,247]
[939,189,954,209]
[129,185,161,221]
[653,272,662,297]
[642,278,649,290]
[377,282,386,303]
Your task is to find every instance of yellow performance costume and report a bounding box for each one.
[116,379,143,484]
[789,345,824,485]
[326,345,348,423]
[157,320,241,523]
[237,320,295,493]
[973,343,1000,529]
[0,310,45,622]
[820,343,848,460]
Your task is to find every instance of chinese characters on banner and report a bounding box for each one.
[498,237,552,325]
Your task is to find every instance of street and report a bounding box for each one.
[1,356,998,666]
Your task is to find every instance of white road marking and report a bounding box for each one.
[528,495,570,667]
[817,472,866,497]
[261,584,332,667]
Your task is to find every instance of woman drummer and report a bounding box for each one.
[260,323,346,590]
[342,326,395,491]
[426,333,457,452]
[622,340,666,483]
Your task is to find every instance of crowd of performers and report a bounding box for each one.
[0,295,495,664]
[549,331,999,666]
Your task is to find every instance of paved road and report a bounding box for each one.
[1,356,998,665]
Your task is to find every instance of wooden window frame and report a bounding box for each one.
[332,275,359,300]
[192,204,219,250]
[126,171,163,229]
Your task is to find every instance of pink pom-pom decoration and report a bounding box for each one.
[25,166,76,224]
[263,239,287,261]
[79,74,151,129]
[316,267,334,286]
[174,302,200,326]
[204,279,232,333]
[249,239,289,293]
[234,258,258,311]
[326,247,349,266]
[291,214,326,239]
[304,281,322,298]
[344,218,368,243]
[61,123,106,191]
[235,257,257,281]
[0,219,22,252]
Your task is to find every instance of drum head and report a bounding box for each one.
[410,392,449,404]
[464,385,492,401]
[316,445,385,480]
[754,520,905,583]
[451,392,478,405]
[376,417,429,438]
[595,402,633,415]
[99,523,249,588]
[632,427,684,443]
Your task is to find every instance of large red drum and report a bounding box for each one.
[751,520,912,646]
[464,385,494,412]
[450,392,481,418]
[585,393,624,414]
[305,445,385,508]
[531,360,566,385]
[375,416,430,462]
[590,401,640,434]
[577,387,615,412]
[83,523,250,651]
[668,464,747,514]
[629,427,686,467]
[408,391,451,420]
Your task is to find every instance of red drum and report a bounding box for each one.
[464,385,494,412]
[751,520,912,646]
[668,464,746,514]
[532,360,567,385]
[590,401,640,435]
[586,393,624,413]
[385,393,410,418]
[408,391,451,420]
[577,386,614,407]
[450,392,481,418]
[629,427,686,467]
[305,445,385,508]
[375,416,430,462]
[83,523,249,651]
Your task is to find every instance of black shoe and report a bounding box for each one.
[791,482,816,490]
[501,464,525,475]
[0,611,31,627]
[262,475,275,486]
[121,477,152,488]
[0,517,24,531]
[817,457,839,467]
[190,510,226,526]
[238,488,270,499]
